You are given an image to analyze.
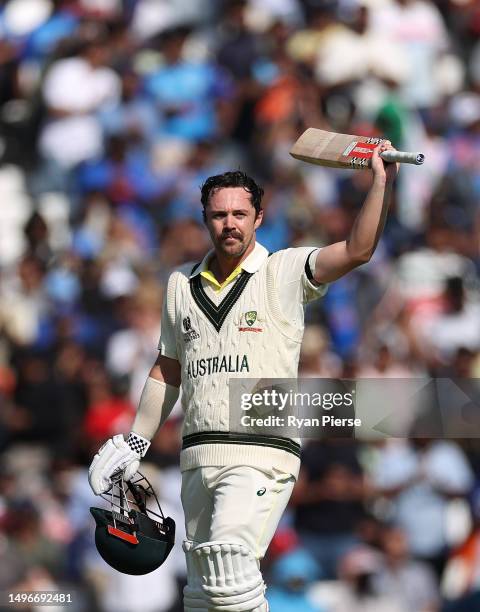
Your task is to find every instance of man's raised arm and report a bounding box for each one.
[313,142,399,285]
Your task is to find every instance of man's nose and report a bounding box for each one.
[223,214,236,229]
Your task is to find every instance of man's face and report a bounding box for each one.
[204,187,263,258]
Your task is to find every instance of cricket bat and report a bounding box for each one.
[290,128,424,170]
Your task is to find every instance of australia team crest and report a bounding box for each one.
[239,310,263,333]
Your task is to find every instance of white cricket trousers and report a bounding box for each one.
[181,465,296,558]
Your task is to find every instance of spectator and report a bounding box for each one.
[0,254,49,346]
[298,324,342,377]
[333,545,404,612]
[419,276,480,365]
[291,440,367,579]
[370,439,474,577]
[375,523,440,611]
[357,344,415,378]
[2,498,65,582]
[144,26,234,143]
[368,0,451,110]
[106,283,162,404]
[266,548,325,612]
[82,364,134,444]
[442,487,480,609]
[39,29,121,169]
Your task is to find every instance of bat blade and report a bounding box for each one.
[290,128,424,169]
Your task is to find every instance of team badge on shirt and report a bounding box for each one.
[182,316,200,342]
[238,310,263,333]
[245,311,257,326]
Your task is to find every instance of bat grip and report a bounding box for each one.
[380,150,425,165]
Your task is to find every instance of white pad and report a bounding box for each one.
[183,541,209,611]
[183,540,267,611]
[88,434,140,495]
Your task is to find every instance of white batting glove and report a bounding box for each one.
[88,433,150,495]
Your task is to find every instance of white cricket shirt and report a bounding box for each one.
[159,242,327,477]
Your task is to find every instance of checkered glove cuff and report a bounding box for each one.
[126,432,151,457]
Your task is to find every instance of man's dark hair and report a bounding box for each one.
[200,171,264,220]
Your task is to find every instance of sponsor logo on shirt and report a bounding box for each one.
[183,316,200,342]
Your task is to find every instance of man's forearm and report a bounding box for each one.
[131,377,180,441]
[310,143,398,285]
[346,176,394,262]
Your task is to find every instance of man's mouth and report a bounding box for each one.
[222,235,241,243]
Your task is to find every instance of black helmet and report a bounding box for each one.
[90,470,175,575]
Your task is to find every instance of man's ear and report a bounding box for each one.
[254,209,264,229]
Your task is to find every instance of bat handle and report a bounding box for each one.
[380,150,425,165]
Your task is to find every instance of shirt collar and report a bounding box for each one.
[189,241,269,279]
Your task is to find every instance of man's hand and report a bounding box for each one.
[88,434,140,495]
[371,140,400,182]
[313,140,399,284]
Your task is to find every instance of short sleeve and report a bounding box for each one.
[270,247,328,328]
[275,247,328,296]
[302,248,329,304]
[158,272,178,359]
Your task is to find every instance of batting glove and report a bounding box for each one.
[88,433,151,495]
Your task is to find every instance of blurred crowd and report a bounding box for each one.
[1,0,480,610]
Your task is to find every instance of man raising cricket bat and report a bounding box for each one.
[88,139,399,611]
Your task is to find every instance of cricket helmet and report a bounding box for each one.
[90,470,175,575]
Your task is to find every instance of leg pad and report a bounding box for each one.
[183,540,268,611]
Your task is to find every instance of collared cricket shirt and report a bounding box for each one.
[159,242,327,477]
